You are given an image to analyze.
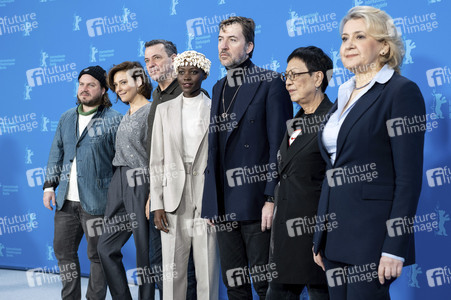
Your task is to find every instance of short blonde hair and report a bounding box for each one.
[340,6,404,74]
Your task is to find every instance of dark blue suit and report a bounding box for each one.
[313,72,426,299]
[202,63,292,221]
[201,62,292,299]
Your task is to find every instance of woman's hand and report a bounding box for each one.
[378,256,403,284]
[154,209,169,233]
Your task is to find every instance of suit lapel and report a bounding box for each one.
[168,96,184,158]
[318,101,337,164]
[192,95,211,162]
[226,64,262,143]
[282,97,333,172]
[335,83,385,161]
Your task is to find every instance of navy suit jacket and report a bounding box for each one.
[201,62,292,221]
[313,72,426,266]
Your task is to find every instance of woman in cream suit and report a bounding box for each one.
[149,50,219,300]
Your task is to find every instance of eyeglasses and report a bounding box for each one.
[280,71,314,81]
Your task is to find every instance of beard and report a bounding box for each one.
[77,93,103,107]
[219,50,249,69]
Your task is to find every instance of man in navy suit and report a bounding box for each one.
[201,16,292,299]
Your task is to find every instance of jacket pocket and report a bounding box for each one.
[361,183,394,201]
[97,177,112,189]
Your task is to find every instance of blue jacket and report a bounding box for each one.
[45,105,122,215]
[313,73,425,266]
[202,63,292,221]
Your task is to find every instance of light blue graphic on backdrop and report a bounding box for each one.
[41,115,49,132]
[74,81,79,98]
[170,0,178,16]
[330,48,340,70]
[218,0,225,4]
[435,206,450,236]
[122,7,130,23]
[269,57,280,72]
[0,243,4,256]
[408,264,422,288]
[25,147,34,164]
[40,50,48,67]
[404,39,416,65]
[432,90,447,119]
[73,14,82,31]
[186,32,194,50]
[286,9,300,37]
[47,243,55,261]
[137,38,145,57]
[90,45,98,63]
[24,83,32,100]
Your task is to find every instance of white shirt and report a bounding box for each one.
[322,65,404,262]
[181,93,204,163]
[322,64,394,165]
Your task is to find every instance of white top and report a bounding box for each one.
[322,64,394,165]
[182,93,205,163]
[66,113,95,201]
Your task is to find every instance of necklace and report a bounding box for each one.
[221,82,241,119]
[354,80,372,90]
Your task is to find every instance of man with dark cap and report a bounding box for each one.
[42,66,122,300]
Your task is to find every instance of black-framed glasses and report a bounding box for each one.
[281,71,314,81]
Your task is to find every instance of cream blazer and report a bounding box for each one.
[149,93,211,213]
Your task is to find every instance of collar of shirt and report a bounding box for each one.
[337,64,394,120]
[156,78,179,95]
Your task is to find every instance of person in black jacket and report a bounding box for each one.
[267,46,333,300]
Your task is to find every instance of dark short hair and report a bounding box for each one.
[287,46,333,93]
[107,61,152,102]
[219,16,255,58]
[144,39,177,57]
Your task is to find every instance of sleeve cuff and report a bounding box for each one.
[382,252,405,262]
[44,187,54,192]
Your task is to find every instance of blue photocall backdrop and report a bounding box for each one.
[0,0,450,299]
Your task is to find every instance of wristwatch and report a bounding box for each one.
[265,195,275,203]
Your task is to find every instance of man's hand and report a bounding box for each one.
[43,191,56,211]
[145,197,150,220]
[154,209,169,233]
[312,246,325,271]
[378,256,403,284]
[261,201,274,232]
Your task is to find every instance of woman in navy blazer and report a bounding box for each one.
[312,6,426,300]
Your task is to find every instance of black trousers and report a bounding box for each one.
[216,220,271,300]
[323,257,394,300]
[53,200,107,300]
[266,282,329,300]
[97,166,153,300]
